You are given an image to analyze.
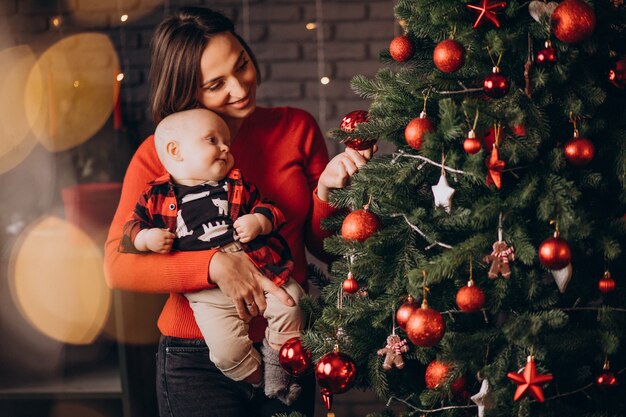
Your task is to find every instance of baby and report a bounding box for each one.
[119,108,304,405]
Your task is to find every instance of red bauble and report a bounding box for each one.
[342,272,360,294]
[406,303,446,347]
[390,35,415,62]
[483,67,510,98]
[609,57,626,89]
[463,130,482,154]
[596,371,619,388]
[340,110,376,150]
[433,39,466,73]
[538,235,571,270]
[315,351,357,394]
[536,41,557,67]
[396,295,419,330]
[279,337,312,377]
[511,124,526,137]
[598,271,616,293]
[405,111,436,150]
[425,360,467,394]
[551,0,596,44]
[341,208,381,242]
[456,281,486,312]
[564,134,594,166]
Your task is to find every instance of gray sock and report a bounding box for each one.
[261,339,302,405]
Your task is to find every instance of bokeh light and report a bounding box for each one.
[24,33,120,152]
[0,45,39,175]
[9,216,111,344]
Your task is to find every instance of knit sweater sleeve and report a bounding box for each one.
[103,136,218,293]
[296,110,340,263]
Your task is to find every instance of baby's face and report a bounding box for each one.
[178,111,235,182]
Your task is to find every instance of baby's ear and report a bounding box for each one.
[165,140,183,161]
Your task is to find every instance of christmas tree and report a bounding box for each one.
[293,0,626,416]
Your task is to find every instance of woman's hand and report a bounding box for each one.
[208,251,295,320]
[317,145,378,201]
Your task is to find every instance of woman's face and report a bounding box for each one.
[197,32,257,122]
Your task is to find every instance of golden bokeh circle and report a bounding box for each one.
[0,45,39,174]
[9,215,111,344]
[24,33,120,152]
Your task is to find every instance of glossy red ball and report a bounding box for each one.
[406,306,445,347]
[342,275,360,294]
[279,338,312,376]
[340,110,376,150]
[396,296,419,330]
[390,35,415,62]
[551,0,596,44]
[598,274,616,294]
[433,39,466,73]
[463,137,482,154]
[609,57,626,89]
[536,46,557,67]
[456,284,485,312]
[538,236,571,270]
[483,72,510,98]
[341,209,382,242]
[596,371,618,388]
[405,115,435,151]
[315,351,357,394]
[564,137,595,166]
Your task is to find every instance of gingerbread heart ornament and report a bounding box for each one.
[528,1,558,22]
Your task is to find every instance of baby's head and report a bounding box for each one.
[154,109,234,186]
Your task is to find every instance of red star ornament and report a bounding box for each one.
[507,356,553,402]
[486,144,505,189]
[467,0,507,28]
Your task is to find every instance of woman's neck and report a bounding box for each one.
[225,117,245,145]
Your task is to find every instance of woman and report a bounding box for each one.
[104,6,372,417]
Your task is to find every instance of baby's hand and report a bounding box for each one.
[234,214,271,243]
[140,228,175,253]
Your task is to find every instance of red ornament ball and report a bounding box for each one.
[405,112,436,151]
[341,209,382,242]
[598,271,616,294]
[433,39,466,73]
[342,272,360,294]
[315,351,357,394]
[596,371,618,388]
[536,45,557,67]
[538,236,571,270]
[390,35,415,62]
[340,110,376,150]
[564,136,595,166]
[456,282,486,312]
[463,130,482,154]
[511,124,526,137]
[279,337,312,377]
[551,0,596,44]
[425,360,467,394]
[483,68,510,98]
[609,57,626,89]
[396,295,419,330]
[406,304,446,347]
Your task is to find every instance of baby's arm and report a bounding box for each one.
[233,214,272,243]
[134,228,175,253]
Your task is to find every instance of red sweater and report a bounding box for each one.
[104,107,336,340]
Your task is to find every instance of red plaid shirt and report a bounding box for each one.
[119,168,293,286]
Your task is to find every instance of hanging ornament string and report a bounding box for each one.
[315,0,328,129]
[486,47,504,69]
[524,32,533,97]
[498,212,503,242]
[421,270,430,307]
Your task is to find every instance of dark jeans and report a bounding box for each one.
[156,336,315,417]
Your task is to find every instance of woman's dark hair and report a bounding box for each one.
[149,7,261,123]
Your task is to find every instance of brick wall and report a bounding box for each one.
[1,0,398,155]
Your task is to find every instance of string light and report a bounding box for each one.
[116,73,124,82]
[73,80,80,88]
[51,16,62,28]
[120,14,128,22]
[306,22,317,30]
[320,76,330,85]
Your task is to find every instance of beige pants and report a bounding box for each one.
[185,278,305,381]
